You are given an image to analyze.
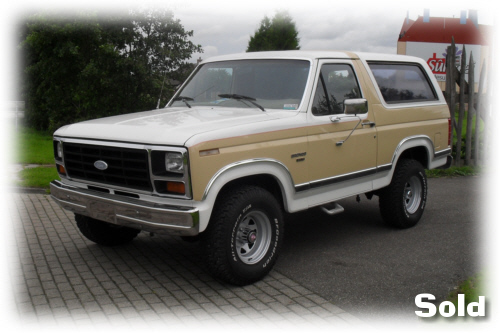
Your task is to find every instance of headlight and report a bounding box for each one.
[54,140,63,161]
[165,152,184,173]
[150,148,190,198]
[57,142,63,159]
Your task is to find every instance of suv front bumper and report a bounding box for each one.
[50,180,199,236]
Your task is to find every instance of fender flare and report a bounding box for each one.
[373,135,450,190]
[197,159,298,232]
[391,135,434,169]
[202,158,296,203]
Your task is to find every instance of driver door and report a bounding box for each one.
[306,60,377,195]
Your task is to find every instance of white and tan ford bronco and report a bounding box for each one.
[51,51,452,285]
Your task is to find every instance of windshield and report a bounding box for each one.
[169,59,310,110]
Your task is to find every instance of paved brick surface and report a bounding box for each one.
[6,192,364,329]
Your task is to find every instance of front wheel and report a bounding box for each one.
[202,186,284,286]
[379,159,427,228]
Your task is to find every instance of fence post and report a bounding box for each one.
[455,45,467,166]
[474,61,486,165]
[446,38,457,133]
[465,52,475,165]
[482,59,491,165]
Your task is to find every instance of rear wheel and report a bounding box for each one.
[379,159,427,228]
[75,214,140,246]
[202,186,283,286]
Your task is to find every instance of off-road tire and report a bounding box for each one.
[379,159,427,229]
[75,214,140,246]
[202,186,284,286]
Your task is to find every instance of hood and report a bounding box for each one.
[54,107,299,146]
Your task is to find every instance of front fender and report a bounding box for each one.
[196,159,302,232]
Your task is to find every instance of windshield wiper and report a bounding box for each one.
[172,96,194,108]
[218,94,266,112]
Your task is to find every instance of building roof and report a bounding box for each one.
[398,16,489,45]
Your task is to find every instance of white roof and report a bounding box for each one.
[201,50,426,65]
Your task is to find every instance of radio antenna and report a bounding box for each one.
[156,70,167,109]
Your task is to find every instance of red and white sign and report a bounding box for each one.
[406,42,481,82]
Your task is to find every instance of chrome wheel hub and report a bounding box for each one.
[235,210,271,265]
[404,176,422,214]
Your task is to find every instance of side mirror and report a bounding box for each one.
[344,98,368,115]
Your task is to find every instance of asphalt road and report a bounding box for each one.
[273,176,484,324]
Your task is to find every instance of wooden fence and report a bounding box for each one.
[444,38,490,166]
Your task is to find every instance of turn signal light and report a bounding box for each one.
[154,180,186,195]
[167,181,186,195]
[57,164,66,176]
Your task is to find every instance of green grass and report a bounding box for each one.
[14,127,54,164]
[12,126,57,190]
[447,272,486,314]
[426,166,481,178]
[16,167,60,190]
[453,110,484,139]
[420,272,487,320]
[452,110,484,161]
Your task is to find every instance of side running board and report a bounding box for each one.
[321,202,344,216]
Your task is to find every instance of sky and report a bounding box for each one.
[170,0,497,62]
[1,0,497,99]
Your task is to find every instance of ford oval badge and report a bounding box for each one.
[94,160,108,171]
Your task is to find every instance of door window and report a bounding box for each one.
[312,64,361,116]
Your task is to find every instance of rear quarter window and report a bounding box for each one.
[368,62,438,104]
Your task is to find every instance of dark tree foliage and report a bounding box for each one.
[247,11,300,52]
[20,9,202,132]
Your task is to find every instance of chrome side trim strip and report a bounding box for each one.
[434,148,452,158]
[295,164,391,192]
[308,167,377,190]
[377,163,393,172]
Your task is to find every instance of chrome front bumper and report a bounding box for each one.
[50,180,199,236]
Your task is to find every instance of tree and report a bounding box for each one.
[20,8,202,132]
[247,11,300,52]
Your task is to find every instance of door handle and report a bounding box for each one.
[361,121,376,128]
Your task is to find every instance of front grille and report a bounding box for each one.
[63,142,152,192]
